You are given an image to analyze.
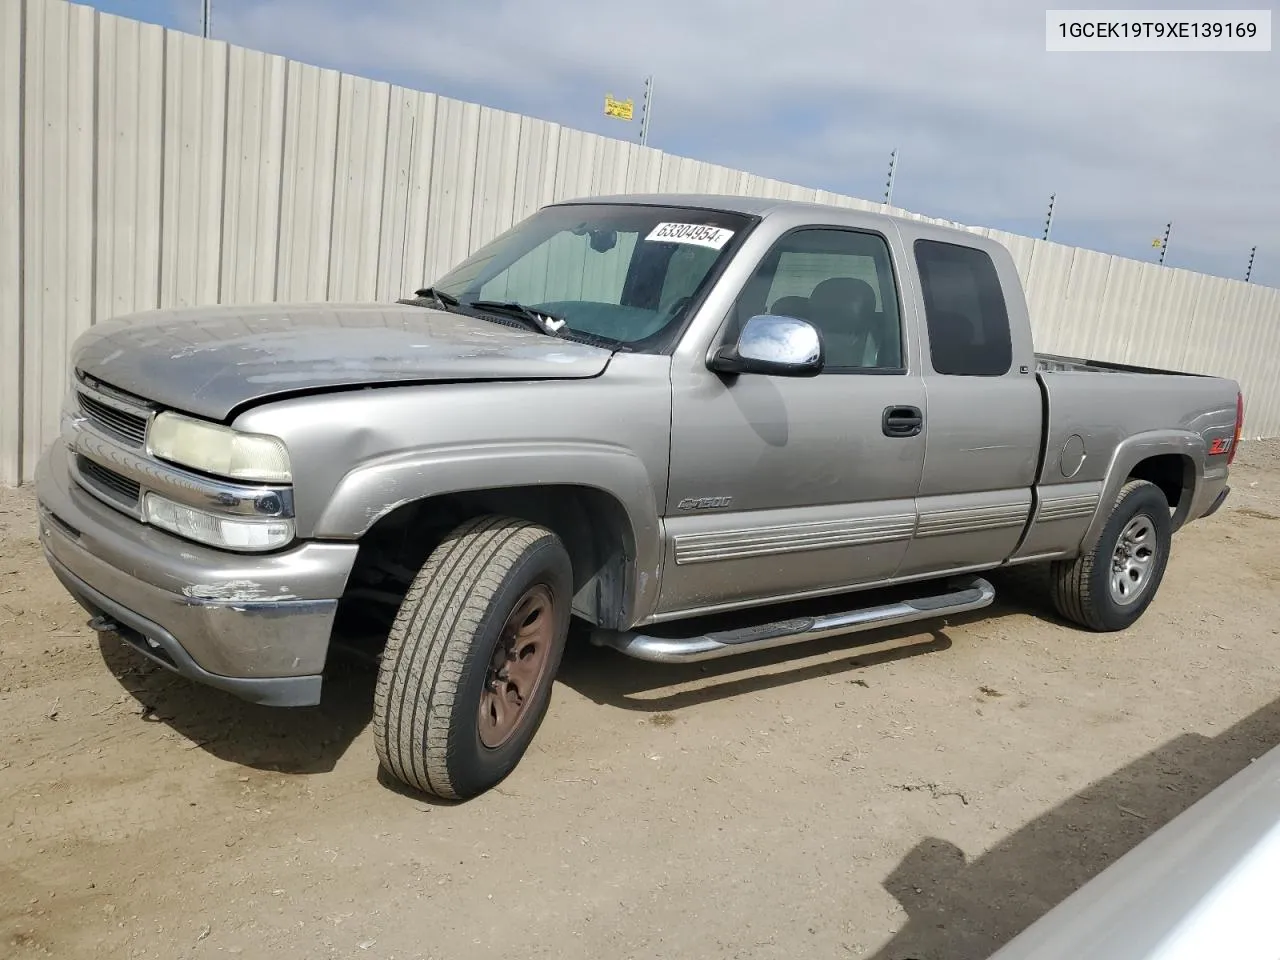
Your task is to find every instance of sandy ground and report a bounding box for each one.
[2,442,1279,960]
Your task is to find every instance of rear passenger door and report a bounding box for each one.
[896,235,1042,578]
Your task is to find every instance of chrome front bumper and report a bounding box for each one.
[36,439,359,707]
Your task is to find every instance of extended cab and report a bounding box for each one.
[35,194,1243,799]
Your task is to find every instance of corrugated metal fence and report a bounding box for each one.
[2,0,1278,485]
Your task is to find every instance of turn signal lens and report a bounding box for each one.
[144,492,294,552]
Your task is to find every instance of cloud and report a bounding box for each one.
[176,0,1279,285]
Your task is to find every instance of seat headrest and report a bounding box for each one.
[808,277,877,317]
[768,295,811,319]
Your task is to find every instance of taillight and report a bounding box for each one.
[1228,391,1244,466]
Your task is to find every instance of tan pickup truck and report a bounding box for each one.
[37,193,1242,798]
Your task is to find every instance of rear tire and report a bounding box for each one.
[372,514,572,800]
[1049,479,1172,632]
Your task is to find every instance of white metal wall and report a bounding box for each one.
[2,0,1278,485]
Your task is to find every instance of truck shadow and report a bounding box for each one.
[559,570,1064,713]
[97,634,375,775]
[864,695,1280,960]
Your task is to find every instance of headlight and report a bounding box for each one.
[147,411,291,483]
[144,493,294,551]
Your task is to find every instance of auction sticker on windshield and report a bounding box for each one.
[645,222,736,250]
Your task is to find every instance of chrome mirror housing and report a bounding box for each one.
[710,314,824,377]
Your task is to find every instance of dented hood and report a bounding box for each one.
[71,302,615,420]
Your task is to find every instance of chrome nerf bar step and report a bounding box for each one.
[590,577,996,664]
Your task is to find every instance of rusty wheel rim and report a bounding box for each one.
[478,583,557,750]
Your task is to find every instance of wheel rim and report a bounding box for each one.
[1109,514,1158,606]
[478,583,557,749]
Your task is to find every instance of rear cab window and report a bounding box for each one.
[913,239,1013,377]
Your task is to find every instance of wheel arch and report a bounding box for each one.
[1077,431,1204,553]
[1127,453,1198,529]
[316,442,664,629]
[339,483,654,632]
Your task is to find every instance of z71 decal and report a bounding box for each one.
[1209,437,1233,456]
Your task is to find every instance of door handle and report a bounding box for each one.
[882,405,924,438]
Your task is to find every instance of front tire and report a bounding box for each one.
[372,514,572,800]
[1049,479,1172,631]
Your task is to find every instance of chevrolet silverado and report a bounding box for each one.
[36,194,1243,799]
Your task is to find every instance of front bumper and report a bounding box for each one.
[36,439,359,706]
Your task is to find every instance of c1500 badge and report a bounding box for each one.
[677,496,733,510]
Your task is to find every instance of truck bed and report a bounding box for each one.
[1033,357,1239,514]
[1034,352,1213,377]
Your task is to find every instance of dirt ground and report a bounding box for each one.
[2,444,1279,960]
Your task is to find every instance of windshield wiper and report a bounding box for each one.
[403,287,461,311]
[406,293,622,348]
[466,300,568,337]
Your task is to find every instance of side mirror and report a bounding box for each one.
[709,314,824,377]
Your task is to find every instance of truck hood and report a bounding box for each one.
[71,302,615,420]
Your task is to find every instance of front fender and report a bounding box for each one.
[1077,429,1205,553]
[313,440,665,623]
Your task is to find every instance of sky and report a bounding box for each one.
[96,0,1278,288]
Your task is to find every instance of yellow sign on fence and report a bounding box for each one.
[604,94,634,121]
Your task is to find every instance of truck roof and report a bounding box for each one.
[557,192,981,239]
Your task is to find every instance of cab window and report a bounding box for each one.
[728,227,904,372]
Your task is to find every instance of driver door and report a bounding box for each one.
[659,225,927,617]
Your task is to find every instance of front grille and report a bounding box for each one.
[77,456,142,506]
[77,391,148,446]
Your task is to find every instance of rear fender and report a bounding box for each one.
[1077,430,1204,553]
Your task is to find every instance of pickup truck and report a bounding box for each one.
[35,193,1243,800]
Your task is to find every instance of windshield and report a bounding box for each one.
[429,203,756,350]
